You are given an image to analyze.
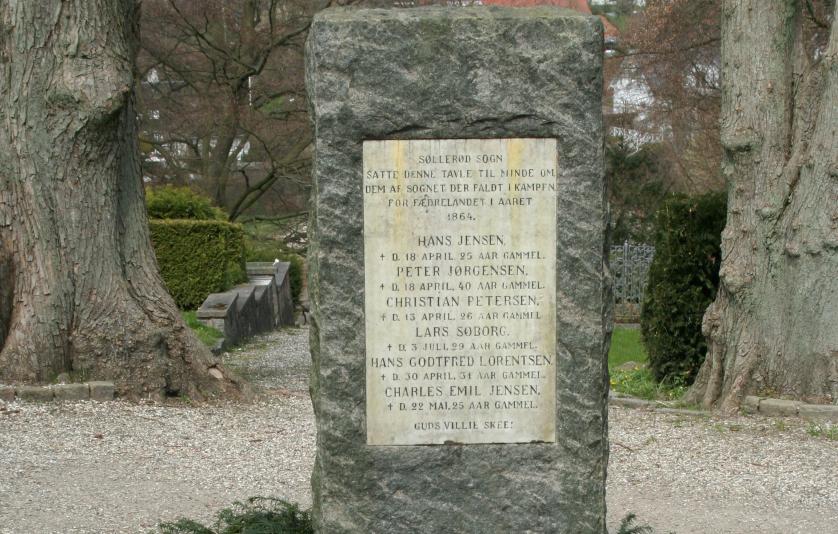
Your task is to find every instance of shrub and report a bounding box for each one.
[641,192,726,385]
[149,220,247,310]
[610,367,686,401]
[616,513,654,534]
[245,242,305,306]
[158,497,312,534]
[147,185,227,221]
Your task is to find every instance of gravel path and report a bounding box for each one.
[1,326,836,533]
[608,409,838,533]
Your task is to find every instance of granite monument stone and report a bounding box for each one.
[307,6,610,533]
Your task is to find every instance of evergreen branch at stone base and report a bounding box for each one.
[158,503,670,534]
[616,512,674,534]
[158,497,312,534]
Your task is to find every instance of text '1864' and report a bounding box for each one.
[364,138,558,445]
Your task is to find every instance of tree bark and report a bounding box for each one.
[688,0,838,411]
[0,0,245,399]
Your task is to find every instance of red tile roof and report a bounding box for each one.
[599,15,619,38]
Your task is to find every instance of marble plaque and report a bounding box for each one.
[364,138,558,445]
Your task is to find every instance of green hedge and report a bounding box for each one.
[641,192,727,386]
[150,220,247,310]
[146,185,226,221]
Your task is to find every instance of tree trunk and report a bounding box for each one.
[0,0,245,399]
[688,0,838,411]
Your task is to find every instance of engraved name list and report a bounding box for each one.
[363,138,558,445]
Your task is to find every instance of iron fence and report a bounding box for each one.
[610,241,654,323]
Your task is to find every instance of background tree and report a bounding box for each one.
[138,1,490,223]
[0,0,243,398]
[606,140,669,243]
[137,0,332,221]
[687,0,838,410]
[612,0,723,194]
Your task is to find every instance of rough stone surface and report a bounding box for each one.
[306,7,607,534]
[247,262,294,326]
[276,263,295,326]
[798,403,838,422]
[16,386,54,402]
[742,395,762,414]
[207,368,225,381]
[250,275,279,327]
[232,285,257,341]
[252,285,274,334]
[53,383,89,401]
[88,381,115,402]
[760,398,800,417]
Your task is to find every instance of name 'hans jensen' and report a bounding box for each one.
[417,234,504,247]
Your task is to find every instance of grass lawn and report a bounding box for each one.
[608,326,687,401]
[182,311,223,347]
[608,327,648,369]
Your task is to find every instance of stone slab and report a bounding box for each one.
[798,403,838,422]
[88,381,115,401]
[246,259,292,326]
[249,260,296,327]
[759,398,800,417]
[198,292,241,345]
[741,395,762,414]
[249,275,275,287]
[306,6,607,533]
[277,272,294,326]
[275,262,290,283]
[246,261,277,277]
[231,286,257,340]
[16,385,54,402]
[252,284,268,301]
[231,285,256,313]
[252,284,274,334]
[250,275,280,327]
[197,292,238,320]
[54,383,89,401]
